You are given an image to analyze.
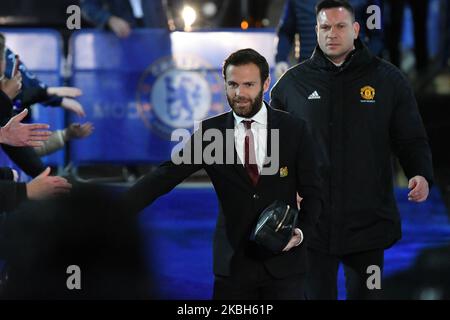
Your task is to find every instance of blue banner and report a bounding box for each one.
[69,29,276,164]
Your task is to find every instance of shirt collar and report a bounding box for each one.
[233,102,267,126]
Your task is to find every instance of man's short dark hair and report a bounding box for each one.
[222,48,269,83]
[315,0,356,22]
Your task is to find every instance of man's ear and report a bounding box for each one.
[263,76,271,93]
[353,21,360,39]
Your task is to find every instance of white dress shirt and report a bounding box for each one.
[233,102,268,173]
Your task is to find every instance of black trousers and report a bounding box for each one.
[387,0,429,70]
[213,254,305,300]
[305,248,384,300]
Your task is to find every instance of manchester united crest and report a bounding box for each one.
[360,85,376,103]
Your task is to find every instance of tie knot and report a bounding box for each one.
[242,120,254,130]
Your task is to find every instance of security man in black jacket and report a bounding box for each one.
[271,0,434,299]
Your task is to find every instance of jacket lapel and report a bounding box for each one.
[259,104,281,185]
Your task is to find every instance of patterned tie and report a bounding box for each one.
[243,120,259,186]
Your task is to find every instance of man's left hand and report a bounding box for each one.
[408,175,429,202]
[282,228,303,252]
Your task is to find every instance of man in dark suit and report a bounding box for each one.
[122,48,322,299]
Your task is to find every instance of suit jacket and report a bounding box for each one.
[122,104,322,278]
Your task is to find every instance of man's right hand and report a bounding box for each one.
[0,109,51,147]
[26,167,72,200]
[108,16,131,38]
[0,71,23,100]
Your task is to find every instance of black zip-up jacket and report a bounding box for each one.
[271,39,434,255]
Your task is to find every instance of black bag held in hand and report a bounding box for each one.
[251,200,298,254]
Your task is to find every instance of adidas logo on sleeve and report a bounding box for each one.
[308,91,321,100]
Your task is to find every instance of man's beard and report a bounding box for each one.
[227,89,263,118]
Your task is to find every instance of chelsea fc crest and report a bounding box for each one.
[136,54,225,139]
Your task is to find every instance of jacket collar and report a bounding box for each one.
[310,38,374,73]
[232,102,267,127]
[224,102,280,130]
